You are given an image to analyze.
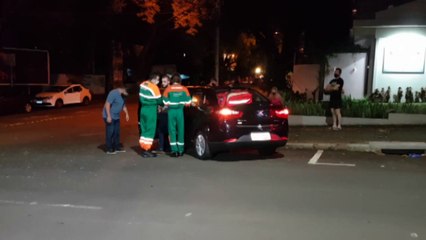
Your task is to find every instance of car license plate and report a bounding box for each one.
[250,132,271,141]
[36,100,42,104]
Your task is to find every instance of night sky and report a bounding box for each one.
[0,0,415,79]
[222,0,353,43]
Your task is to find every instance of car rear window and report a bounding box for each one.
[216,89,268,107]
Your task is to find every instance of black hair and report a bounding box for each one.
[171,73,181,84]
[161,74,170,80]
[113,81,125,89]
[149,72,160,80]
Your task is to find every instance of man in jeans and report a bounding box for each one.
[103,82,130,154]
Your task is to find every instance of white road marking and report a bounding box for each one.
[0,199,102,210]
[308,150,356,167]
[308,150,323,164]
[410,233,419,238]
[312,162,356,167]
[46,203,102,210]
[2,116,73,128]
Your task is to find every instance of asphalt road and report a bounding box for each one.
[1,101,426,240]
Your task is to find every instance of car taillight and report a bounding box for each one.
[273,108,290,119]
[217,108,243,120]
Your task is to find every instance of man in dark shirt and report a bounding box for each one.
[328,68,344,130]
[103,82,129,154]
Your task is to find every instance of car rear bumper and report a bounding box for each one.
[209,133,288,152]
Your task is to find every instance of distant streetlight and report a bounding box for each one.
[255,66,262,75]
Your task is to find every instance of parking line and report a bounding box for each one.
[312,162,356,167]
[308,150,323,164]
[308,150,356,167]
[2,116,73,128]
[0,199,102,210]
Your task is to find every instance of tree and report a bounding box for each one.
[112,0,216,80]
[236,32,257,76]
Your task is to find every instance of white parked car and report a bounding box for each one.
[32,84,92,108]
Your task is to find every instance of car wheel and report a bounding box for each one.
[82,97,90,105]
[55,99,64,108]
[24,103,32,113]
[194,132,212,160]
[258,147,276,156]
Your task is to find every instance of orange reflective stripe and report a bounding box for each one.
[150,82,161,97]
[163,86,171,97]
[139,141,152,151]
[183,86,190,97]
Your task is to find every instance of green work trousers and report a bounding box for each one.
[139,105,157,150]
[168,108,185,153]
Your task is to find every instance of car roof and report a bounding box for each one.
[187,85,255,91]
[54,84,81,87]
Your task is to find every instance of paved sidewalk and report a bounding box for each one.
[285,125,426,153]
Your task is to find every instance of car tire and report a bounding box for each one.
[82,97,90,105]
[258,147,276,156]
[194,131,212,160]
[24,103,32,113]
[55,99,64,108]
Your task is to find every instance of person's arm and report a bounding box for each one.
[123,105,129,122]
[104,101,112,123]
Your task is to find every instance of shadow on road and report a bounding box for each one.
[128,145,285,162]
[186,149,285,162]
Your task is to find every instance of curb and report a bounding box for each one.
[285,141,426,154]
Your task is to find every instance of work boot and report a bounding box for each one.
[141,151,156,158]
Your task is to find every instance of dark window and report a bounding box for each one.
[73,86,82,92]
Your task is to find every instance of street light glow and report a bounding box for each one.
[255,66,262,75]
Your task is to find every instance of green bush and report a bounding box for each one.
[286,97,426,118]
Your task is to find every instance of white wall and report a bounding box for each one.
[323,53,367,101]
[373,28,426,102]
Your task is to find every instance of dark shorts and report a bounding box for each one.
[329,100,342,109]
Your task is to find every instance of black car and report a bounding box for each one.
[0,87,34,115]
[185,86,289,159]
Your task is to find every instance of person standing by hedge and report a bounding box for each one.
[328,68,344,130]
[268,86,283,107]
[162,74,191,157]
[139,73,162,158]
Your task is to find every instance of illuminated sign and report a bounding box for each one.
[382,33,426,74]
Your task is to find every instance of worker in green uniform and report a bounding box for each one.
[162,74,191,157]
[139,73,162,158]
